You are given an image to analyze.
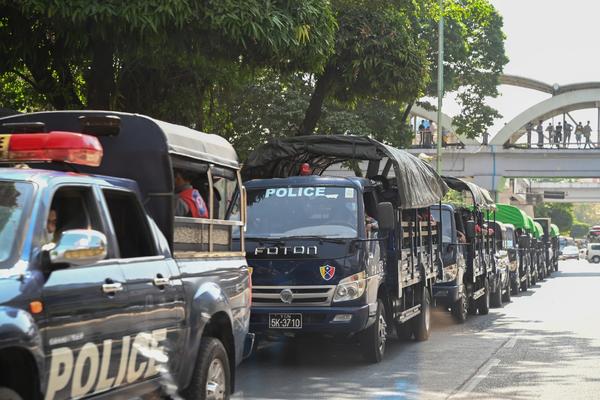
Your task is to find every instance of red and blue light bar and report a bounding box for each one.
[0,131,103,167]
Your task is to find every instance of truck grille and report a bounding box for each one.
[252,286,335,306]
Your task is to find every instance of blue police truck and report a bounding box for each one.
[0,111,252,400]
[240,135,448,362]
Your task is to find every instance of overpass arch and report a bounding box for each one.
[491,88,600,145]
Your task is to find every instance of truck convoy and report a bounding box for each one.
[0,113,564,398]
[0,111,252,400]
[240,135,448,362]
[432,177,502,322]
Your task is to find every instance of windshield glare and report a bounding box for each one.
[246,186,359,239]
[0,181,34,268]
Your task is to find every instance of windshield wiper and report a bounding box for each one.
[281,235,348,244]
[244,236,286,245]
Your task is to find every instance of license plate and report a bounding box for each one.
[268,313,302,329]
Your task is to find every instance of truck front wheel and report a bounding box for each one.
[478,278,490,315]
[451,284,468,323]
[413,288,431,341]
[361,299,387,363]
[182,337,231,400]
[0,388,22,400]
[490,279,503,308]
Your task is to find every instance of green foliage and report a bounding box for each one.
[573,203,600,226]
[423,0,508,138]
[571,221,590,239]
[535,203,575,233]
[205,72,413,160]
[0,0,336,117]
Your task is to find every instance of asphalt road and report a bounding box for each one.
[234,258,600,399]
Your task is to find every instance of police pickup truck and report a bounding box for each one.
[0,111,252,400]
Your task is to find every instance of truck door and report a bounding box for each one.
[99,188,186,383]
[40,185,130,400]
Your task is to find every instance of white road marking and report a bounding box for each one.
[503,334,519,349]
[449,358,501,399]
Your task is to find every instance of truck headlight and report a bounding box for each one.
[333,271,367,303]
[441,264,458,282]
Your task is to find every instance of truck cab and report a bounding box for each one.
[245,176,381,336]
[0,111,251,400]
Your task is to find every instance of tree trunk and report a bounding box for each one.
[297,65,336,136]
[86,36,116,110]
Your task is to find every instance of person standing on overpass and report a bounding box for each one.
[575,122,584,148]
[525,121,534,148]
[563,122,572,148]
[546,122,554,147]
[536,120,544,148]
[554,122,563,148]
[583,121,594,149]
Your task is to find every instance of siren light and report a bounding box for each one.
[0,131,103,167]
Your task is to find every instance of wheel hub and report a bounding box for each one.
[378,313,387,353]
[206,358,226,400]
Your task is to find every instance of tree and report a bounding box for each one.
[571,222,590,239]
[204,72,414,160]
[535,203,575,233]
[0,0,337,124]
[422,0,508,138]
[297,0,429,136]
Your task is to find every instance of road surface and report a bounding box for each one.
[234,258,600,399]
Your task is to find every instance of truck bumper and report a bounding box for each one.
[432,282,460,306]
[250,304,371,336]
[242,333,255,359]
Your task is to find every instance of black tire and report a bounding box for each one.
[502,279,511,303]
[451,284,468,323]
[0,388,22,400]
[510,277,519,296]
[593,256,600,264]
[181,337,231,400]
[490,281,502,308]
[361,298,387,363]
[520,271,529,292]
[478,278,490,315]
[413,287,431,341]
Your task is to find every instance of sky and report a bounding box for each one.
[445,0,600,137]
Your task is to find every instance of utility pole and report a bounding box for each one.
[436,0,444,173]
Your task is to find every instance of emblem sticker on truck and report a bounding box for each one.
[320,265,336,281]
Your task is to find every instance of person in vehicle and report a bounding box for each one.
[45,209,58,243]
[174,169,209,218]
[365,215,378,236]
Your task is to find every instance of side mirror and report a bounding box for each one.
[376,202,394,231]
[465,221,476,239]
[518,235,530,248]
[45,229,108,268]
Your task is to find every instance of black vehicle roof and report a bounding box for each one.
[245,175,373,191]
[0,110,239,247]
[442,176,495,208]
[243,135,448,209]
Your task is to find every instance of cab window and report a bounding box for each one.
[102,189,157,258]
[48,186,104,243]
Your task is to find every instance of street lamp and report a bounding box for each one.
[436,0,444,174]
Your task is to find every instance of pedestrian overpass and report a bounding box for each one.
[527,181,600,203]
[407,75,600,199]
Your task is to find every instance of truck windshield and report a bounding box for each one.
[0,181,34,268]
[246,186,359,239]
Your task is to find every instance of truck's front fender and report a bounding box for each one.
[178,281,233,389]
[0,306,45,392]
